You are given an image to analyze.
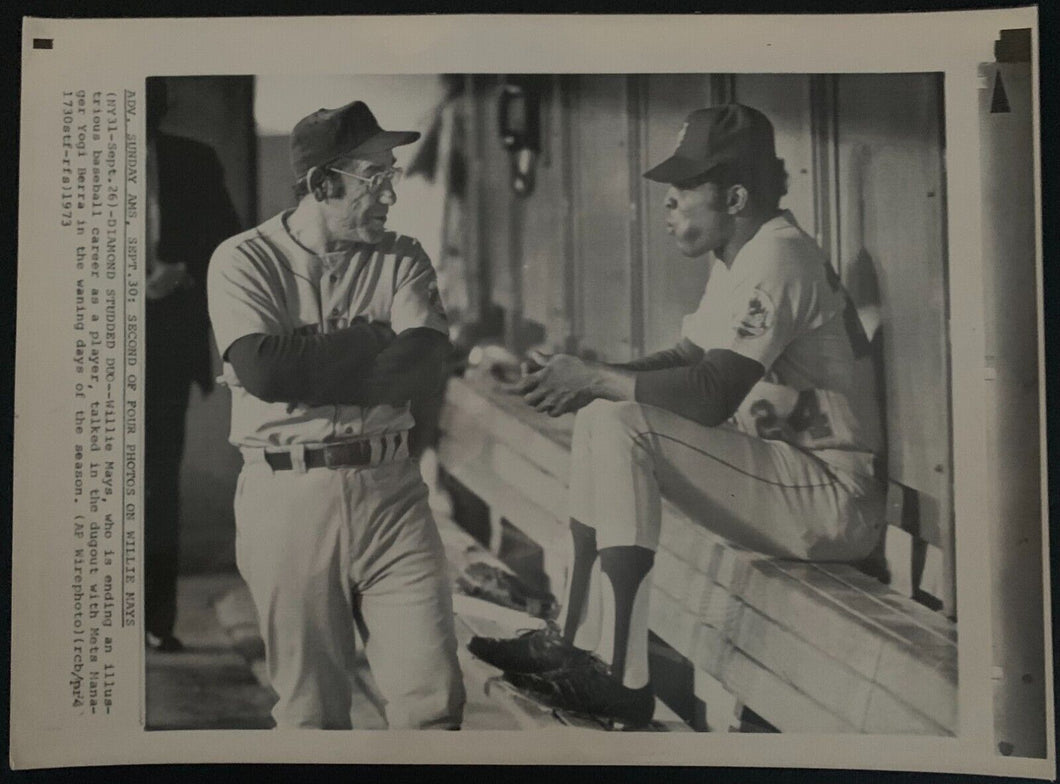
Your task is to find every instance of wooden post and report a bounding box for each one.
[809,74,841,266]
[626,75,646,359]
[463,75,488,329]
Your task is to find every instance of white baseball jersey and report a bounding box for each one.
[207,211,449,448]
[681,210,882,476]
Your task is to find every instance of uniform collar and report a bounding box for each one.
[762,209,798,234]
[727,209,799,275]
[275,210,365,276]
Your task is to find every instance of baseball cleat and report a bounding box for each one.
[504,661,655,729]
[467,624,592,674]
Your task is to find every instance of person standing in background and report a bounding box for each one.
[144,80,242,651]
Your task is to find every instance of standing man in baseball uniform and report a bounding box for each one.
[208,100,464,730]
[469,104,885,728]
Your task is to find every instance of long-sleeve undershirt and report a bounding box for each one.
[226,323,450,407]
[615,337,704,371]
[352,327,452,407]
[616,339,764,427]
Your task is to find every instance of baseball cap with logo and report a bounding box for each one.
[290,100,421,180]
[643,104,777,185]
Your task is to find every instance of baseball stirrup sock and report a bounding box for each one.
[562,519,598,642]
[599,545,655,682]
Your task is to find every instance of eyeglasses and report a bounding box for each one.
[328,165,404,191]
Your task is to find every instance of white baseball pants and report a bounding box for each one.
[234,451,465,729]
[569,399,885,560]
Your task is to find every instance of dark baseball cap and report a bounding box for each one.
[290,100,420,180]
[643,104,777,185]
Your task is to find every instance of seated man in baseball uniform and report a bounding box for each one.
[469,104,885,728]
[208,101,464,729]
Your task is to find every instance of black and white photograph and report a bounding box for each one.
[140,59,1042,746]
[12,11,1048,774]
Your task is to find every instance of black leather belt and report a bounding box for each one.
[264,439,387,471]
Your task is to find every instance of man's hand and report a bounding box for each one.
[146,260,194,300]
[515,353,602,417]
[514,351,638,417]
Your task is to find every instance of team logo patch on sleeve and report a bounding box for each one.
[732,288,775,338]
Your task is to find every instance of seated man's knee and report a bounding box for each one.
[574,398,611,426]
[582,400,648,442]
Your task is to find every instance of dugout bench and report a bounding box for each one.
[436,370,958,734]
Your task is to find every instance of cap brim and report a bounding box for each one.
[642,154,715,184]
[349,129,421,156]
